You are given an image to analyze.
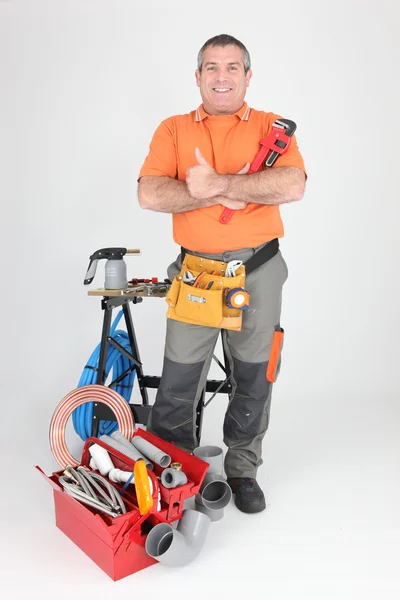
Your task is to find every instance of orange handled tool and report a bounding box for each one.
[134,459,153,515]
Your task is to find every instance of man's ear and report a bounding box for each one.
[195,68,201,87]
[246,69,253,87]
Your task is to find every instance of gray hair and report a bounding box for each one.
[197,34,251,74]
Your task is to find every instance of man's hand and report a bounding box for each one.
[186,148,250,209]
[218,161,249,209]
[186,148,225,199]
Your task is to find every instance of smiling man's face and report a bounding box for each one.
[195,44,252,115]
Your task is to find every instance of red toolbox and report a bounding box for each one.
[37,429,209,581]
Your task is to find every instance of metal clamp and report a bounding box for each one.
[187,294,206,304]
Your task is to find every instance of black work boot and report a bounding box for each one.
[227,477,266,514]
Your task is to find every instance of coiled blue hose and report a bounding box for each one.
[72,310,136,441]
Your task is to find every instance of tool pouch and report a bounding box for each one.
[165,253,248,331]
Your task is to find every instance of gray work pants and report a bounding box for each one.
[147,242,289,478]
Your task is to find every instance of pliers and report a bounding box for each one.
[193,272,207,287]
[183,271,206,287]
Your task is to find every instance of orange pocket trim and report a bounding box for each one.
[266,329,284,383]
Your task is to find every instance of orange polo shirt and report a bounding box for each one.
[138,102,306,253]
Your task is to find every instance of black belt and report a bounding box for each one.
[180,238,279,276]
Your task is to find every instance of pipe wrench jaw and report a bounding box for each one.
[275,118,297,137]
[262,119,297,167]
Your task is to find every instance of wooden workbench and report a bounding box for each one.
[87,286,167,298]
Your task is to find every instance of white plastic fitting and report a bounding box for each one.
[108,468,134,483]
[88,444,115,476]
[108,468,154,493]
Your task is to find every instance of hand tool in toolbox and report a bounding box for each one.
[220,118,297,224]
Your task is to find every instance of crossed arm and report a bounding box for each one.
[138,147,306,214]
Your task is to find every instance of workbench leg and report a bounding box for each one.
[92,305,113,437]
[122,303,149,406]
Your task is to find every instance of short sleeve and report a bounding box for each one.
[138,117,177,180]
[267,114,307,178]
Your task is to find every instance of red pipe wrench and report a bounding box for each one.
[219,118,297,224]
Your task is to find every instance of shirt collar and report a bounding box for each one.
[195,102,251,122]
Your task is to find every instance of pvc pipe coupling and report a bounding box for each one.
[193,445,224,475]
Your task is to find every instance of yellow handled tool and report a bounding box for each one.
[134,459,153,515]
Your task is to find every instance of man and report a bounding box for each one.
[137,34,306,513]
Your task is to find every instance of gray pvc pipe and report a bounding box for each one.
[193,445,224,475]
[110,431,152,467]
[161,468,188,489]
[131,436,171,468]
[195,472,232,510]
[99,434,153,470]
[110,431,135,447]
[145,509,210,566]
[194,498,225,522]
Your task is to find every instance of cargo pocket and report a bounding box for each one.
[175,281,223,327]
[266,326,284,383]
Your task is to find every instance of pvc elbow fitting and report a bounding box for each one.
[88,444,115,476]
[161,468,188,489]
[145,509,211,566]
[194,472,232,522]
[196,472,232,511]
[194,501,225,522]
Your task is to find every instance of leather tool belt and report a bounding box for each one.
[165,238,279,331]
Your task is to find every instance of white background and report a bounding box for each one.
[1,0,399,597]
